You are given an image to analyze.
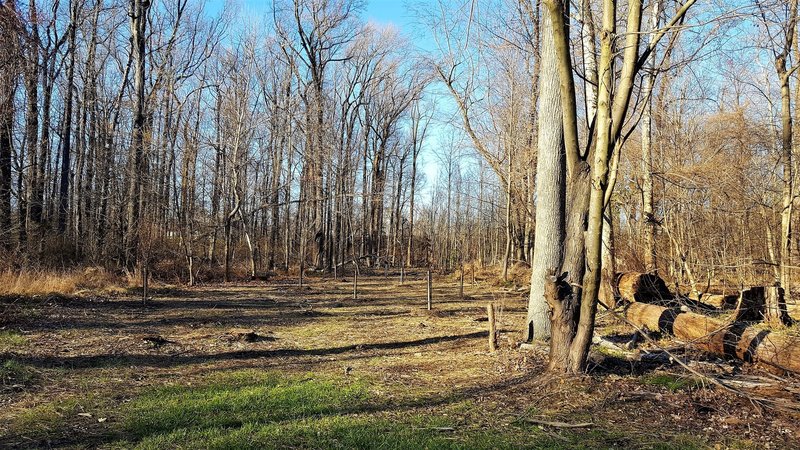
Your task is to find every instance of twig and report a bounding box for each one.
[524,418,594,428]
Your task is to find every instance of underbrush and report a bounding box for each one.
[457,262,531,289]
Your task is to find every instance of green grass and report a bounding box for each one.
[0,329,27,352]
[7,369,716,449]
[12,398,83,435]
[123,370,369,438]
[116,370,575,449]
[125,416,561,450]
[0,359,35,389]
[641,373,701,392]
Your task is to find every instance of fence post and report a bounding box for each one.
[427,269,432,310]
[353,268,358,300]
[487,303,497,352]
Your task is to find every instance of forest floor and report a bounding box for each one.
[1,271,799,449]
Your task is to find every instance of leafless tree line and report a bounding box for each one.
[2,0,800,371]
[0,0,522,285]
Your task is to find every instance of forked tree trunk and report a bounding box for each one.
[544,0,695,374]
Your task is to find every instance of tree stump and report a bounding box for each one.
[765,286,792,327]
[733,287,765,322]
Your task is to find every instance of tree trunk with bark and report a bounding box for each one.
[527,2,564,342]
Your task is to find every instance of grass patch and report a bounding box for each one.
[125,416,559,450]
[641,373,701,392]
[0,359,36,390]
[116,370,574,449]
[12,398,83,435]
[123,370,369,440]
[0,329,27,352]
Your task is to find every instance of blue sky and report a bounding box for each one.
[205,0,420,30]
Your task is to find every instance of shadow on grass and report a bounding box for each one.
[0,331,490,370]
[1,368,708,450]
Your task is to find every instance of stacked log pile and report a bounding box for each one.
[612,272,800,374]
[625,302,800,374]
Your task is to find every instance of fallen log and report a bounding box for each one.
[625,302,800,374]
[699,293,738,309]
[616,272,673,304]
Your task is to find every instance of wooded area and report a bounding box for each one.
[3,0,800,447]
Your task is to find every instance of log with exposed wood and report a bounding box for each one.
[698,293,738,309]
[625,302,800,374]
[615,272,673,305]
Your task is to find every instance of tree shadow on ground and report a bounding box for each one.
[1,331,490,370]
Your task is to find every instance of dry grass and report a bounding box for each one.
[0,267,122,296]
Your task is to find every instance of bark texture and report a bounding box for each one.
[527,4,566,341]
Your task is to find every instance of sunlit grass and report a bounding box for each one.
[0,329,27,352]
[641,373,701,392]
[0,359,36,390]
[0,267,122,296]
[114,370,568,449]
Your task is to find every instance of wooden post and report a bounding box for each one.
[459,266,464,299]
[487,303,497,352]
[471,266,476,286]
[333,263,337,280]
[299,262,304,287]
[427,269,432,310]
[400,265,405,284]
[353,268,358,300]
[142,265,149,306]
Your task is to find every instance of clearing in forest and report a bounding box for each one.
[1,272,798,449]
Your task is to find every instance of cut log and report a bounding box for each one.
[616,272,673,304]
[625,302,800,374]
[700,293,738,309]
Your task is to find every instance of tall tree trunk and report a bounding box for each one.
[57,2,78,234]
[22,0,40,247]
[125,0,151,268]
[502,158,512,281]
[641,0,661,272]
[527,2,564,342]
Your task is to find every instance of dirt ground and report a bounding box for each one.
[1,270,799,449]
